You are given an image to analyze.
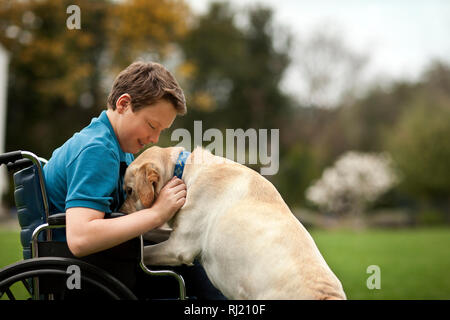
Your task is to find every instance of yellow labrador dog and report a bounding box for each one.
[121,146,346,300]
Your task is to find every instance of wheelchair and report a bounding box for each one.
[0,150,187,300]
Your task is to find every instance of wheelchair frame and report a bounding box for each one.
[0,150,186,300]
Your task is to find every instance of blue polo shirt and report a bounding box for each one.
[43,110,134,218]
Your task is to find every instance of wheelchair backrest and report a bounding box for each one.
[14,164,47,259]
[13,163,65,260]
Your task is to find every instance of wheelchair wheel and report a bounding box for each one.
[0,257,137,300]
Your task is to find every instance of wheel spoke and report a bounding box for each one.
[5,288,15,300]
[21,279,32,295]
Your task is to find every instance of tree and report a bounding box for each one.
[306,151,398,220]
[177,1,245,127]
[107,0,189,67]
[0,0,110,157]
[179,1,292,130]
[386,102,450,202]
[274,142,320,207]
[293,24,369,108]
[0,0,189,158]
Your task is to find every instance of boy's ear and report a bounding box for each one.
[116,93,132,112]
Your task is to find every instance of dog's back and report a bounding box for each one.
[183,148,346,299]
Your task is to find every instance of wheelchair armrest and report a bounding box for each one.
[108,212,125,219]
[47,212,126,226]
[48,213,66,226]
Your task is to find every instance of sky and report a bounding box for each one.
[189,0,450,102]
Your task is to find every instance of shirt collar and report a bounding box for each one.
[98,110,128,162]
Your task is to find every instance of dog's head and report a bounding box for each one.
[120,146,184,214]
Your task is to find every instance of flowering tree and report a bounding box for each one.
[306,151,398,219]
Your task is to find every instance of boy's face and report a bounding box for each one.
[115,98,177,154]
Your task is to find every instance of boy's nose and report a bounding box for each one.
[146,133,159,144]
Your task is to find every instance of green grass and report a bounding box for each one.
[0,226,29,300]
[1,226,449,299]
[310,227,450,299]
[0,227,23,267]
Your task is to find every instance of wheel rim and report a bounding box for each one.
[0,257,137,300]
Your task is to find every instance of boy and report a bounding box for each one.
[44,61,187,257]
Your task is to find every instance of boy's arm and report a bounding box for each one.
[66,177,186,257]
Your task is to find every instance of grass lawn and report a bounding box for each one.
[0,227,23,268]
[0,227,28,300]
[1,226,449,299]
[310,227,450,299]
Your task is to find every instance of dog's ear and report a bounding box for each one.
[136,163,160,208]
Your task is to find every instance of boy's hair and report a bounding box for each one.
[107,61,187,115]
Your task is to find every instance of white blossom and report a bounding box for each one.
[306,151,398,214]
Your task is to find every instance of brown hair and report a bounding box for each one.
[107,61,187,115]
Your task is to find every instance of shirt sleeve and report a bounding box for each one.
[65,145,119,213]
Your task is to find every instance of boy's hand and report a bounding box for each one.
[152,177,186,224]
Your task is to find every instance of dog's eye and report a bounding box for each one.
[126,187,133,196]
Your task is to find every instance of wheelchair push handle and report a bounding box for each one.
[0,150,47,172]
[0,150,23,166]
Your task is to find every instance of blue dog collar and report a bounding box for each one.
[174,150,190,179]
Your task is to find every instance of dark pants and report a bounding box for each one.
[136,260,227,300]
